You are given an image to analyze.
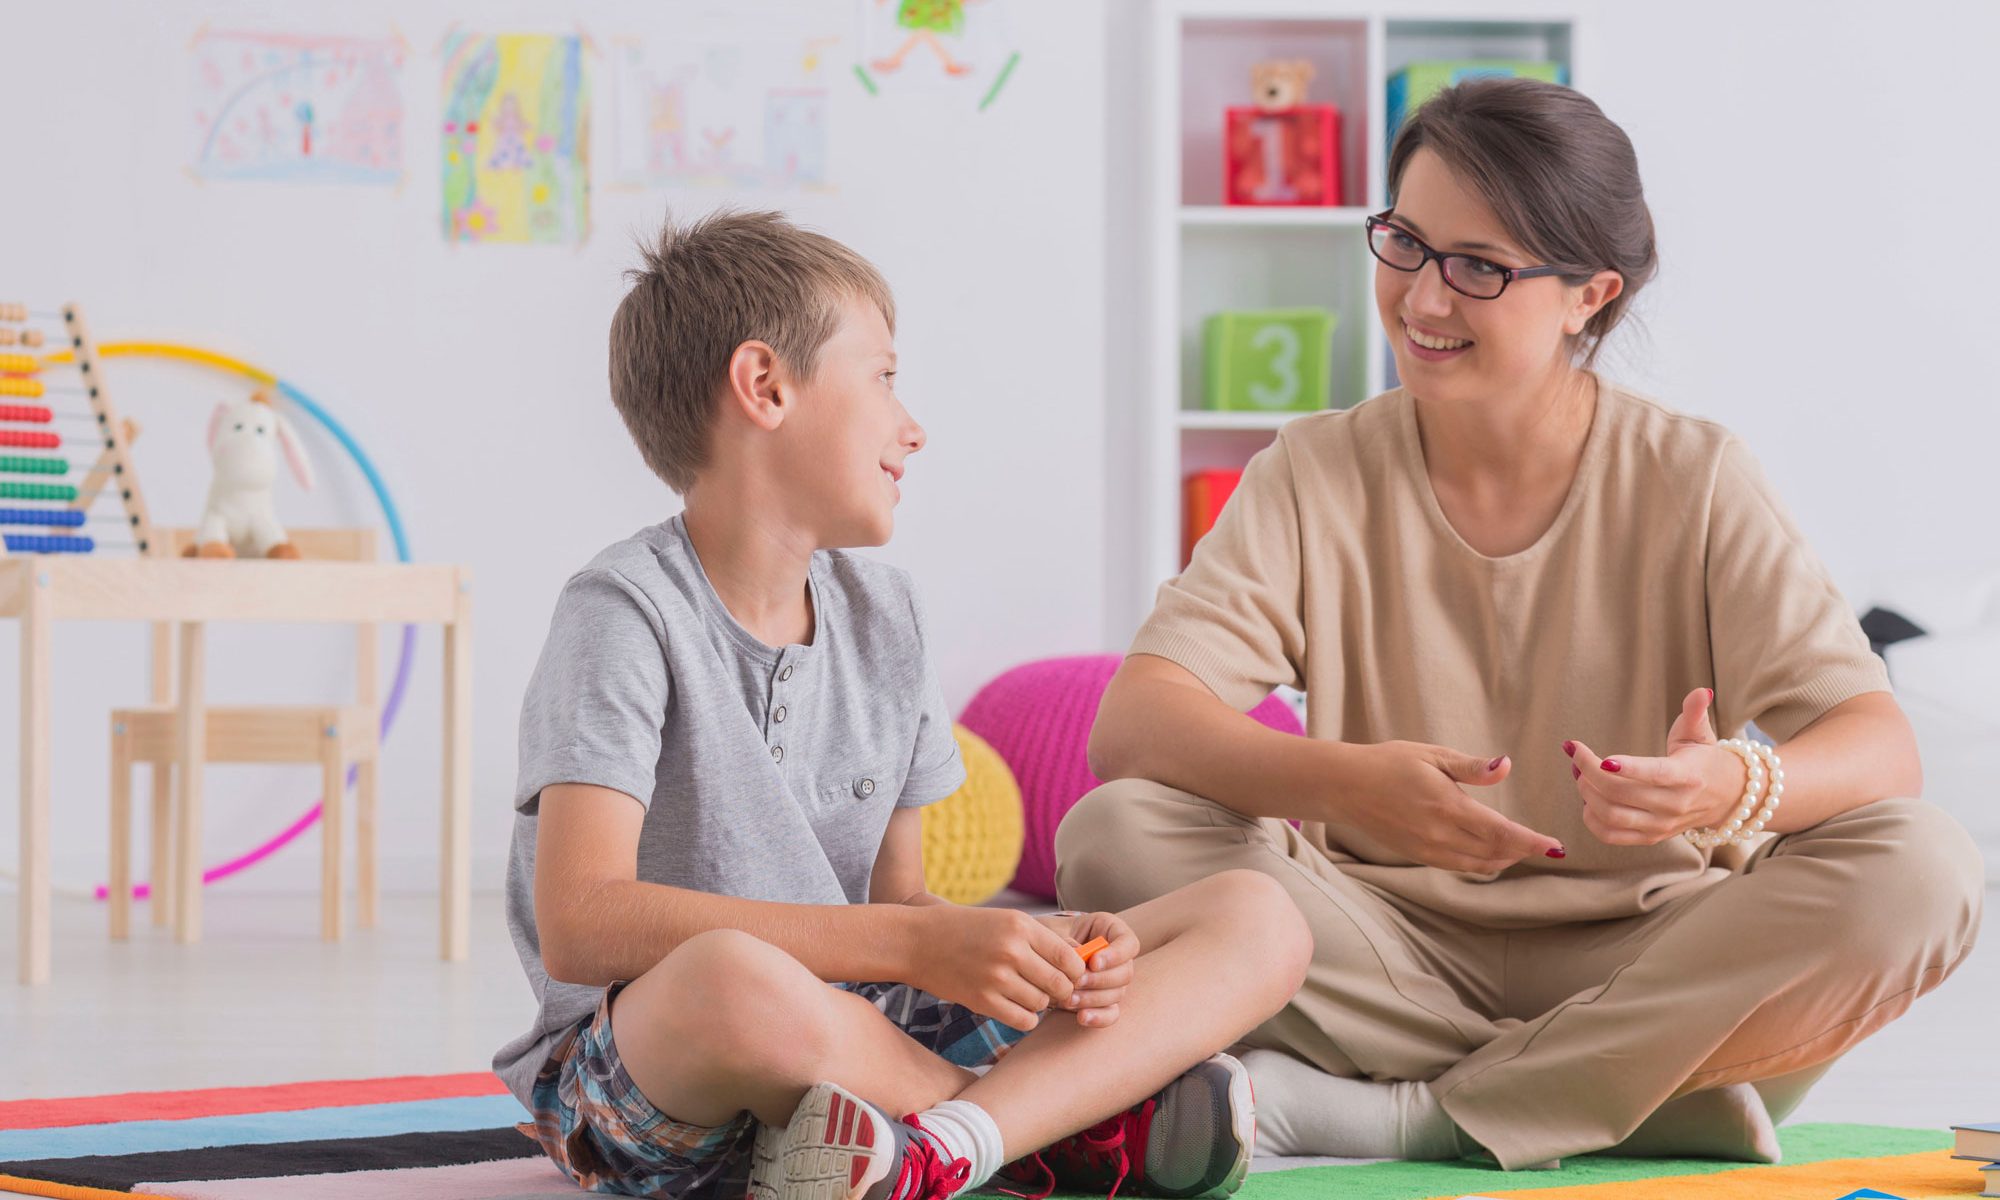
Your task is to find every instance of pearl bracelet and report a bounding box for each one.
[1684,737,1784,849]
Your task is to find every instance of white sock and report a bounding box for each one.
[909,1098,1005,1191]
[1242,1048,1461,1160]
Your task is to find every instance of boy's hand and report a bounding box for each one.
[1039,910,1140,1028]
[913,907,1084,1032]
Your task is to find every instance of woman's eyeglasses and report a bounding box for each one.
[1365,212,1565,300]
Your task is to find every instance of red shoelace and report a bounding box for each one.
[892,1115,973,1200]
[998,1097,1157,1200]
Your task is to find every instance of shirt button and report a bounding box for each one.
[770,745,784,765]
[779,666,794,682]
[774,706,787,724]
[855,778,876,798]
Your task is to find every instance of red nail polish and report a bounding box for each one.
[1488,756,1505,771]
[1602,759,1622,773]
[1563,741,1576,757]
[1572,765,1582,779]
[1546,847,1566,859]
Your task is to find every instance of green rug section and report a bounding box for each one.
[994,1124,1950,1200]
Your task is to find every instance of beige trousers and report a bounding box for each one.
[1054,781,1984,1168]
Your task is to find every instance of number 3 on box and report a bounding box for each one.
[1248,322,1301,409]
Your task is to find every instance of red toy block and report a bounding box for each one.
[1184,468,1243,567]
[1224,104,1341,207]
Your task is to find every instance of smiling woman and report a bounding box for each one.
[1380,80,1657,370]
[1061,77,1983,1171]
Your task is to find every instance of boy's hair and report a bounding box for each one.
[609,210,897,493]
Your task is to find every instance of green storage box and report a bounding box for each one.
[1204,308,1337,413]
[1386,60,1567,156]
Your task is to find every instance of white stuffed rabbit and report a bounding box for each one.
[191,390,315,559]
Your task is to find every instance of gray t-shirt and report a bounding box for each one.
[492,515,966,1106]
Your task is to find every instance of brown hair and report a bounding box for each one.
[1387,78,1657,365]
[608,210,896,492]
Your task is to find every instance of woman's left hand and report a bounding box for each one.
[1037,910,1139,1027]
[1565,688,1744,846]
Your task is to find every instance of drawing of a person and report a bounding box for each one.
[872,0,979,77]
[647,83,687,174]
[487,93,531,170]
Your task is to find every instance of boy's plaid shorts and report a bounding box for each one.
[521,978,1028,1198]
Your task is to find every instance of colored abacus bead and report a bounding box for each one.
[0,403,52,421]
[0,482,76,502]
[0,455,69,475]
[0,379,46,397]
[0,429,59,450]
[0,353,40,374]
[0,533,93,554]
[0,507,86,528]
[0,303,27,323]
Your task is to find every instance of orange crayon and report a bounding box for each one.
[1074,935,1110,967]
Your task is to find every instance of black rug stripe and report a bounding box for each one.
[0,1125,541,1190]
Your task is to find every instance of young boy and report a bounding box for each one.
[492,210,1312,1200]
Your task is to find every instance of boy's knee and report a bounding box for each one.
[1198,869,1312,998]
[669,927,790,982]
[630,929,824,1056]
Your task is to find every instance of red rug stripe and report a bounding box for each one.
[0,1073,508,1131]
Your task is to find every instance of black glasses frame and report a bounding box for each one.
[1365,211,1565,300]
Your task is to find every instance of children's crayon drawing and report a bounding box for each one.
[190,28,405,184]
[609,30,839,191]
[851,0,1020,111]
[440,31,590,244]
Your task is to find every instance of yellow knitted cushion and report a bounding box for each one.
[921,725,1026,905]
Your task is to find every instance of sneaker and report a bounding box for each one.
[748,1081,973,1200]
[997,1053,1255,1200]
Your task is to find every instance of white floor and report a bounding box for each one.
[2,888,1994,1187]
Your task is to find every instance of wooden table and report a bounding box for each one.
[3,555,472,984]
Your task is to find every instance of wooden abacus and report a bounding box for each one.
[0,302,155,557]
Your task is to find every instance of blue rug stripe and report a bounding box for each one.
[0,1094,525,1161]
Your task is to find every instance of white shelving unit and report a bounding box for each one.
[1139,3,1578,618]
[1178,205,1374,228]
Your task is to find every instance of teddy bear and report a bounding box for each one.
[1251,59,1315,111]
[1230,60,1331,203]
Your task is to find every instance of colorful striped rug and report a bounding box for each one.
[0,1073,1972,1199]
[0,1074,566,1199]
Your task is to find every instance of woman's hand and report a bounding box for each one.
[1037,910,1140,1027]
[910,906,1085,1032]
[1565,688,1743,846]
[1339,741,1566,872]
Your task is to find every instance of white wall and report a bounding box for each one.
[1575,0,2000,595]
[0,0,1110,897]
[4,0,1996,901]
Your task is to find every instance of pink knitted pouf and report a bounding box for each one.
[958,654,1303,900]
